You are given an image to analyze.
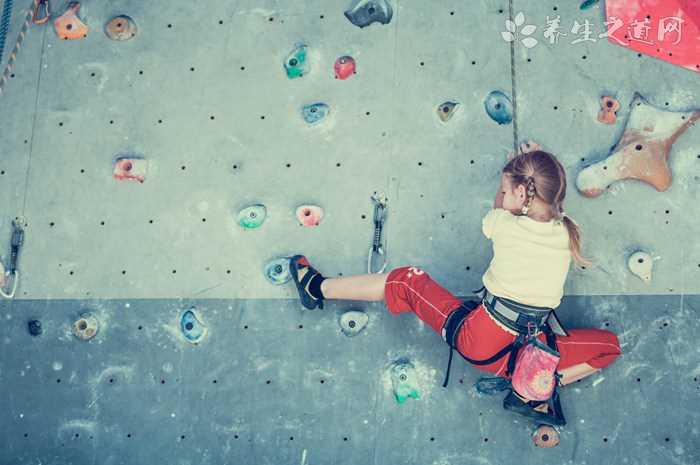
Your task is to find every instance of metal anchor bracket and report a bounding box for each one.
[367,191,388,274]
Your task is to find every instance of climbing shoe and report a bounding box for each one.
[502,389,566,426]
[289,255,325,310]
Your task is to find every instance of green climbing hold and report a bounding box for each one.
[390,358,420,404]
[284,43,308,79]
[237,204,267,229]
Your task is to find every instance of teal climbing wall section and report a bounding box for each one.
[0,0,698,463]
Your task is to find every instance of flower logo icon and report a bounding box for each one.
[501,12,538,48]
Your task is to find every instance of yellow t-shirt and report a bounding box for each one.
[481,208,571,308]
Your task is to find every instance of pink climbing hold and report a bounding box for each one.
[334,56,356,80]
[598,96,620,125]
[113,156,147,183]
[576,93,700,197]
[605,0,700,74]
[296,205,324,227]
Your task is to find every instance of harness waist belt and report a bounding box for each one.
[475,286,553,334]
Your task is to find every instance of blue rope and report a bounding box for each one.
[0,0,14,65]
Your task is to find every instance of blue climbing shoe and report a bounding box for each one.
[289,255,324,310]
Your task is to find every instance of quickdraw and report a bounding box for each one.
[0,217,25,299]
[367,191,387,274]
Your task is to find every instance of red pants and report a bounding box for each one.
[384,266,622,378]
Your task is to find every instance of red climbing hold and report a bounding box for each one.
[605,0,700,73]
[113,156,147,183]
[334,56,356,80]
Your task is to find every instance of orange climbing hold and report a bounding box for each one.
[598,96,620,125]
[577,93,700,197]
[54,2,89,40]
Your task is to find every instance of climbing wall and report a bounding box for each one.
[0,0,698,464]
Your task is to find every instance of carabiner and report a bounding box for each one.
[32,0,50,25]
[367,191,388,274]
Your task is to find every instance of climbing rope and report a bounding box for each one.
[0,0,46,97]
[507,0,519,155]
[0,0,14,64]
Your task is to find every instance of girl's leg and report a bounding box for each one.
[552,328,622,386]
[320,273,389,301]
[558,362,600,386]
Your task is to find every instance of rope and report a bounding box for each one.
[0,0,14,64]
[0,0,40,97]
[507,0,519,155]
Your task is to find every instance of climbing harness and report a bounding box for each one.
[0,218,25,299]
[439,286,567,424]
[367,191,387,274]
[0,0,49,97]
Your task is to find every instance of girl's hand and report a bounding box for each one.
[507,140,541,161]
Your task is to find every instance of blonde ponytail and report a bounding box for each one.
[561,215,592,268]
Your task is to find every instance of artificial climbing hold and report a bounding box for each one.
[237,205,267,229]
[598,96,620,125]
[344,0,393,28]
[334,56,356,80]
[339,310,369,337]
[105,15,137,41]
[180,307,207,344]
[72,312,99,341]
[437,101,459,123]
[284,43,308,79]
[532,425,560,448]
[484,90,514,125]
[628,250,653,283]
[390,358,420,403]
[113,156,147,183]
[28,319,42,336]
[264,257,292,285]
[296,205,323,227]
[579,0,600,10]
[54,2,89,40]
[301,103,330,125]
[576,93,700,197]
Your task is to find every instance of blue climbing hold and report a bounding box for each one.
[180,307,207,344]
[302,103,330,125]
[484,90,514,125]
[344,0,393,28]
[580,0,599,10]
[264,258,292,285]
[284,43,308,79]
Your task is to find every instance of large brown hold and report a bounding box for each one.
[105,15,137,41]
[577,93,700,197]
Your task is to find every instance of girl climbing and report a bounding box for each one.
[288,149,622,425]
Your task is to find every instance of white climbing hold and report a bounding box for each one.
[628,251,653,283]
[339,310,369,337]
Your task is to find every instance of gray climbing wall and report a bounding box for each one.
[0,0,698,464]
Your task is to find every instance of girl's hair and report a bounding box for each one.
[502,151,591,267]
